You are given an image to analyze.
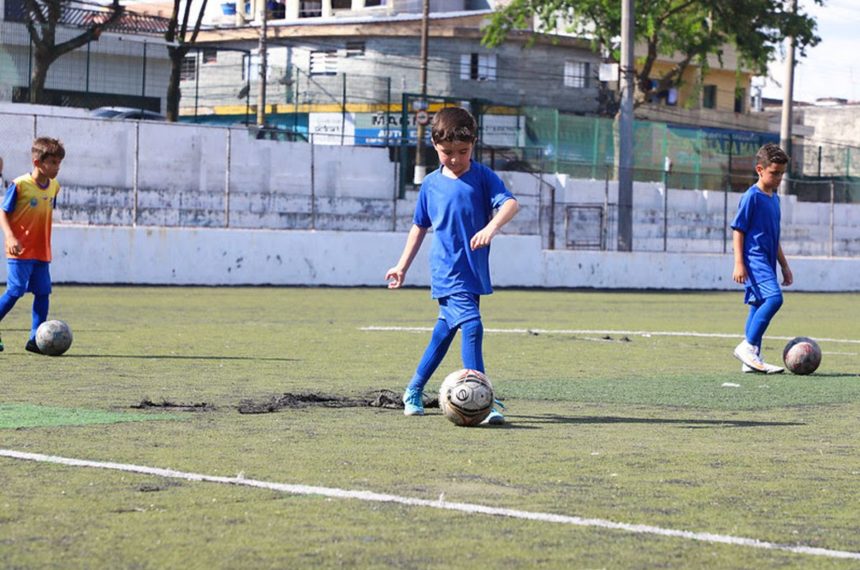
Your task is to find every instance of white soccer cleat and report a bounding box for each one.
[760,360,785,374]
[733,341,768,373]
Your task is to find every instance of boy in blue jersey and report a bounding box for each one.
[731,143,793,374]
[385,107,519,424]
[0,137,65,354]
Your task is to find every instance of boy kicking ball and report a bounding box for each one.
[385,107,519,424]
[730,143,793,374]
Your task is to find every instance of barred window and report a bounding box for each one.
[459,53,496,82]
[310,50,337,75]
[564,61,590,88]
[180,56,196,81]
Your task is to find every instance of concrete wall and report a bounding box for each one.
[2,225,857,291]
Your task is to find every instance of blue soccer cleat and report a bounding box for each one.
[481,399,506,425]
[402,388,425,416]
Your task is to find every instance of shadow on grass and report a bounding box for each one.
[60,354,298,362]
[798,372,860,378]
[510,414,806,429]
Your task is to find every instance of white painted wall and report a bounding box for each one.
[1,225,856,291]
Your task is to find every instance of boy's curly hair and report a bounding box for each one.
[431,107,477,144]
[755,143,789,168]
[32,137,66,162]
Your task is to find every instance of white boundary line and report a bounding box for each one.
[2,449,859,561]
[361,326,860,345]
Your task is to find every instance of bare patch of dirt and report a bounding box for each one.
[237,389,440,414]
[130,399,216,412]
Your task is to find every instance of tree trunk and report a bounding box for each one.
[165,49,184,122]
[30,50,55,104]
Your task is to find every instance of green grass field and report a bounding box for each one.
[1,287,858,569]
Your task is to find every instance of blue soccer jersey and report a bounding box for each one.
[731,184,782,303]
[413,161,514,298]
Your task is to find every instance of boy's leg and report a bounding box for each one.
[0,291,23,353]
[0,260,32,353]
[459,317,484,372]
[403,318,457,415]
[459,317,504,425]
[31,293,50,339]
[736,295,784,373]
[745,294,783,348]
[25,262,52,354]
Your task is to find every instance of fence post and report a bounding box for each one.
[829,179,835,257]
[662,157,670,252]
[724,134,732,254]
[133,121,140,227]
[310,133,316,229]
[225,128,232,228]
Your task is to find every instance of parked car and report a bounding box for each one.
[90,106,166,121]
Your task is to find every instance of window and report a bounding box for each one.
[703,85,717,109]
[345,41,365,57]
[299,0,321,17]
[310,50,338,75]
[564,61,590,88]
[734,87,745,113]
[241,53,259,81]
[180,56,196,81]
[202,49,218,64]
[364,0,384,6]
[331,0,351,9]
[459,53,496,82]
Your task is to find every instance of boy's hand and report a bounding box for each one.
[781,265,793,286]
[385,266,405,289]
[470,226,498,250]
[4,237,22,256]
[732,262,747,285]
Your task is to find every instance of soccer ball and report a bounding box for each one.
[439,369,494,427]
[35,320,73,356]
[782,336,821,375]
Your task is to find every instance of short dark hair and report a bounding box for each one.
[32,137,65,162]
[431,107,477,144]
[755,143,789,168]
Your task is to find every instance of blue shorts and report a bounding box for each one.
[744,276,781,305]
[438,292,481,329]
[5,259,52,296]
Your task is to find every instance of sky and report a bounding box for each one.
[757,0,860,103]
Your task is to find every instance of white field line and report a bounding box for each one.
[2,449,859,561]
[361,326,860,345]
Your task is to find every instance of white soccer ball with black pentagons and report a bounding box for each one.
[35,319,73,356]
[439,369,494,427]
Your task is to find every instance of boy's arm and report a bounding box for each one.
[0,209,21,256]
[470,198,520,251]
[731,229,747,284]
[777,244,793,286]
[385,224,428,289]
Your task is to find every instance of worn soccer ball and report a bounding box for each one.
[782,336,821,375]
[35,320,73,356]
[439,369,494,427]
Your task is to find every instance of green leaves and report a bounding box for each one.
[482,0,821,107]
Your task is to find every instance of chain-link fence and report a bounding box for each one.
[1,110,858,258]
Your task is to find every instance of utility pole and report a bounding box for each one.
[617,0,634,251]
[256,0,268,126]
[778,0,798,195]
[413,0,430,184]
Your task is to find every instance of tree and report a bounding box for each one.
[23,0,125,104]
[482,0,821,108]
[164,0,209,122]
